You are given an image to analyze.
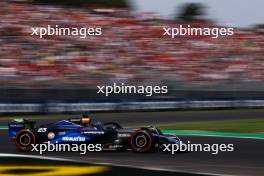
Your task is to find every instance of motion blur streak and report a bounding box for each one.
[0,1,263,90]
[0,165,109,176]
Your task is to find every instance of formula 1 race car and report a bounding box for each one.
[8,115,182,153]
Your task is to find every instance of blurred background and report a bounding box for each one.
[0,0,264,113]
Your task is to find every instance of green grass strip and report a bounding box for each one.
[158,119,264,133]
[0,125,8,129]
[162,130,264,139]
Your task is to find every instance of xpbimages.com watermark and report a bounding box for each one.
[163,25,234,39]
[97,83,168,97]
[31,25,102,39]
[163,141,234,155]
[30,141,234,155]
[31,142,102,155]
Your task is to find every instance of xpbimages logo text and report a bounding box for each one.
[31,25,102,39]
[163,141,234,155]
[31,142,102,155]
[163,25,234,39]
[97,83,168,96]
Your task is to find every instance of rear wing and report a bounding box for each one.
[8,119,35,138]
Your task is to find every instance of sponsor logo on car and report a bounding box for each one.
[58,131,66,135]
[38,128,47,132]
[117,133,131,137]
[62,136,85,142]
[83,131,105,134]
[9,124,24,127]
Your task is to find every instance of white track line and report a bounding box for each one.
[174,134,264,140]
[0,127,8,130]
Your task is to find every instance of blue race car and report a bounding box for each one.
[8,115,182,153]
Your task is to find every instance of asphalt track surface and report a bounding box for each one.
[2,109,264,126]
[1,110,264,176]
[0,157,201,176]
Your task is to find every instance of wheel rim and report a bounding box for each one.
[135,135,147,148]
[131,130,153,152]
[19,133,31,146]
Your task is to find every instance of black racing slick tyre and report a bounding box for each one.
[15,129,37,152]
[130,130,154,153]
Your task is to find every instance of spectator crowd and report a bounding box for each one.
[0,1,264,90]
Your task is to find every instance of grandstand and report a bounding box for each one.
[0,1,264,91]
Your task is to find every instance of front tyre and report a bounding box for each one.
[15,129,37,151]
[130,130,154,153]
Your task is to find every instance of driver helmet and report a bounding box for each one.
[81,114,92,126]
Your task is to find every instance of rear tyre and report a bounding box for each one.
[15,129,37,151]
[130,130,154,153]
